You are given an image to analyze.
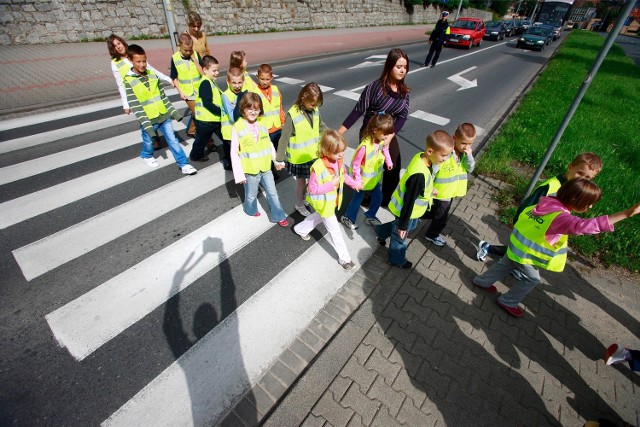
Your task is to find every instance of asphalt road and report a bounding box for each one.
[0,33,564,426]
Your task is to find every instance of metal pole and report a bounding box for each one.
[161,0,178,53]
[455,0,463,20]
[529,1,539,22]
[521,0,635,200]
[515,0,522,17]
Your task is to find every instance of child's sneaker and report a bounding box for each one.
[296,232,311,241]
[425,234,446,246]
[604,343,630,365]
[364,217,382,226]
[181,164,197,175]
[295,204,311,217]
[142,157,158,168]
[476,240,489,261]
[497,300,524,318]
[339,260,356,270]
[341,216,358,230]
[277,219,289,227]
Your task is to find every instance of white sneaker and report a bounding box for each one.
[340,216,358,230]
[339,260,355,270]
[181,164,197,175]
[476,240,489,261]
[425,234,446,246]
[604,343,630,365]
[296,232,311,241]
[295,204,311,217]
[142,157,158,167]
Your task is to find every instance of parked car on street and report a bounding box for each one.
[502,20,516,37]
[517,26,552,51]
[535,23,557,42]
[444,18,486,49]
[518,19,533,33]
[484,21,507,40]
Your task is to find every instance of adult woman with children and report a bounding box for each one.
[338,48,410,207]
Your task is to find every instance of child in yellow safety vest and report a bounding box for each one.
[473,178,640,318]
[424,123,476,247]
[252,64,285,178]
[293,130,363,270]
[340,113,394,231]
[230,92,288,227]
[276,83,328,217]
[189,55,222,162]
[221,67,246,170]
[171,33,203,137]
[375,130,454,269]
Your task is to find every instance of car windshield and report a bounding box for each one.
[527,27,547,36]
[452,20,478,30]
[485,21,500,27]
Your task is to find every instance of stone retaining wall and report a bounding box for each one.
[0,0,492,45]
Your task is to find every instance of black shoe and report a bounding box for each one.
[430,64,436,68]
[222,159,232,171]
[376,237,386,247]
[190,156,209,162]
[206,144,217,153]
[387,260,412,269]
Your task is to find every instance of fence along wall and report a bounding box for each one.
[0,0,492,45]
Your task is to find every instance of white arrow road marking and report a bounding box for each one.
[348,54,388,69]
[447,66,478,91]
[410,110,450,126]
[317,85,334,93]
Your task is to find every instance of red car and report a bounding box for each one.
[444,18,486,49]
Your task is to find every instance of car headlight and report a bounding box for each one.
[491,31,498,35]
[537,40,544,44]
[462,35,471,40]
[519,37,525,41]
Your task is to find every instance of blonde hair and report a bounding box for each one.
[227,67,244,81]
[362,113,394,143]
[230,51,246,69]
[187,11,203,28]
[318,130,347,158]
[571,152,603,172]
[426,130,454,152]
[455,123,477,142]
[178,32,193,47]
[294,83,323,110]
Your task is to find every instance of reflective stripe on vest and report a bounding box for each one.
[221,89,239,140]
[125,72,167,119]
[113,58,130,79]
[306,159,344,218]
[252,85,282,130]
[195,77,222,122]
[389,152,433,219]
[286,106,320,164]
[235,118,272,175]
[433,154,468,199]
[172,51,200,97]
[506,206,568,272]
[352,137,385,191]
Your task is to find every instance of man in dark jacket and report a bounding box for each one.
[423,11,450,68]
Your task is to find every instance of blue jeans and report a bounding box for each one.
[344,183,382,223]
[375,217,419,266]
[244,170,287,222]
[140,120,188,167]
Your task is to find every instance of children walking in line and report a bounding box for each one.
[341,113,394,231]
[190,55,222,162]
[171,33,203,137]
[424,122,476,246]
[276,83,327,216]
[230,92,288,227]
[476,152,603,262]
[229,50,258,92]
[123,44,197,175]
[376,130,454,269]
[473,178,640,318]
[221,67,246,170]
[294,130,362,269]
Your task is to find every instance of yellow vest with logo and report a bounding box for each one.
[125,71,166,119]
[234,118,272,175]
[306,159,344,218]
[113,57,130,79]
[252,85,282,130]
[433,153,468,199]
[352,137,385,191]
[286,106,320,165]
[195,76,222,122]
[221,88,239,140]
[172,51,200,98]
[507,206,568,272]
[389,153,433,219]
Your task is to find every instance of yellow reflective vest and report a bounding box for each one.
[539,176,562,197]
[252,85,282,130]
[195,76,222,122]
[306,158,344,218]
[433,153,468,199]
[221,88,239,140]
[124,71,166,119]
[352,137,385,191]
[242,71,258,92]
[234,118,272,175]
[113,57,130,79]
[389,153,434,219]
[286,106,320,165]
[507,206,568,272]
[172,51,200,98]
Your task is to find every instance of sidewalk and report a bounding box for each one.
[227,176,640,426]
[0,25,427,118]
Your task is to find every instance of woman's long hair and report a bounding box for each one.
[379,48,410,97]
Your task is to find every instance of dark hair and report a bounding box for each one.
[230,51,246,69]
[362,113,394,143]
[107,34,128,60]
[294,83,323,110]
[201,55,218,69]
[239,92,263,117]
[379,48,410,97]
[555,178,602,212]
[127,44,146,58]
[257,64,273,76]
[178,32,193,47]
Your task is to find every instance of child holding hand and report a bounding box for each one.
[230,92,288,227]
[294,130,362,270]
[341,113,394,230]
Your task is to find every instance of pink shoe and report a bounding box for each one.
[252,212,261,217]
[277,219,289,227]
[473,282,497,293]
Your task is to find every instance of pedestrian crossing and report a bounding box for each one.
[0,66,465,425]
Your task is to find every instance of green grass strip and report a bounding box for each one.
[476,31,640,271]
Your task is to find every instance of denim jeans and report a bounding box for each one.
[473,254,541,307]
[243,170,286,222]
[190,120,222,161]
[375,217,419,266]
[344,183,382,224]
[140,119,188,167]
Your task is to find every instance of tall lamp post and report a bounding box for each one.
[161,0,178,53]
